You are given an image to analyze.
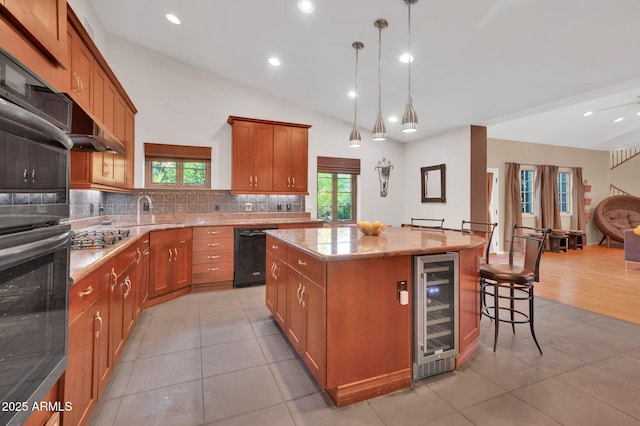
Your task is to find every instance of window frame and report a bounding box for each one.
[557,168,572,215]
[520,166,535,215]
[317,171,357,224]
[145,157,211,189]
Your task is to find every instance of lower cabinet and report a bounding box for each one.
[149,228,193,299]
[266,236,288,328]
[191,226,234,287]
[64,268,104,426]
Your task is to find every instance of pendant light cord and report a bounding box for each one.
[407,3,412,97]
[378,25,382,112]
[354,46,359,125]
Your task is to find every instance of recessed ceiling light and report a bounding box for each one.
[268,57,281,66]
[298,0,314,13]
[165,13,181,25]
[399,53,414,63]
[583,111,594,117]
[636,112,640,116]
[614,117,624,123]
[348,91,356,98]
[388,116,398,123]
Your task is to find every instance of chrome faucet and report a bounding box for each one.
[136,195,155,225]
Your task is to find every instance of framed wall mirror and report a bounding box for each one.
[421,164,446,203]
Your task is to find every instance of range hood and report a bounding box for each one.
[69,101,126,154]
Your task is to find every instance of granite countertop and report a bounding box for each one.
[266,226,486,261]
[69,216,324,282]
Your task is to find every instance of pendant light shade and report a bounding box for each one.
[349,41,364,147]
[372,19,388,141]
[402,0,418,133]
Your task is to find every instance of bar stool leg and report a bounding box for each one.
[528,286,543,355]
[509,286,516,334]
[493,283,499,352]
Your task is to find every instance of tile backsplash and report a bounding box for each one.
[70,189,305,221]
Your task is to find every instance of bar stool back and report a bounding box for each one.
[479,224,551,354]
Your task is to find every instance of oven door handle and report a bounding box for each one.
[0,98,72,150]
[0,230,72,271]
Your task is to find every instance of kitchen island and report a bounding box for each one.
[265,226,485,406]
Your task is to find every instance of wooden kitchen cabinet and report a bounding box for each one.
[0,0,67,68]
[273,125,309,193]
[64,268,103,426]
[110,244,137,364]
[192,226,234,288]
[0,132,65,190]
[266,235,288,328]
[456,247,483,368]
[149,228,193,299]
[67,23,92,112]
[228,116,311,194]
[136,236,150,317]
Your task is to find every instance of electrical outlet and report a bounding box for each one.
[245,203,252,212]
[143,202,149,212]
[277,203,282,211]
[286,203,291,211]
[214,204,220,211]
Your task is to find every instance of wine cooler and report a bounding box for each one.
[413,253,458,380]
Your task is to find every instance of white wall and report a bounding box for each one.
[98,34,406,226]
[402,127,472,228]
[487,138,609,248]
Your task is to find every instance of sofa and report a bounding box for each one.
[594,195,640,245]
[624,229,640,269]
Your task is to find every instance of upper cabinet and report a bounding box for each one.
[228,116,311,195]
[67,23,92,110]
[0,0,68,68]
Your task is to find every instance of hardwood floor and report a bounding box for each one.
[493,245,640,325]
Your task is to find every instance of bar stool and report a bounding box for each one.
[409,217,445,229]
[461,220,498,321]
[479,224,551,354]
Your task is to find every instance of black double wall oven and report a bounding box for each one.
[0,47,73,426]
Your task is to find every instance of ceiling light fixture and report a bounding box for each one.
[268,57,281,66]
[165,13,181,25]
[388,116,398,123]
[614,117,624,123]
[348,91,356,98]
[399,53,414,63]
[401,0,418,133]
[298,0,314,13]
[349,41,364,148]
[583,111,594,117]
[372,19,388,141]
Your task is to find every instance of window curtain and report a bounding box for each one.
[571,167,586,230]
[504,163,522,252]
[535,165,561,230]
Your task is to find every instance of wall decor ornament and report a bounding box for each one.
[421,164,446,203]
[376,158,394,197]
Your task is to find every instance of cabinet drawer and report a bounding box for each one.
[193,226,234,239]
[192,249,234,265]
[69,269,100,323]
[193,237,234,252]
[192,261,234,284]
[287,249,325,287]
[114,245,137,275]
[150,228,192,244]
[266,235,287,260]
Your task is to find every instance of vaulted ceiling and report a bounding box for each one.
[88,0,640,151]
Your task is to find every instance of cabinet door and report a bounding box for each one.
[286,268,306,351]
[266,251,277,315]
[173,238,193,290]
[103,80,116,133]
[110,273,125,363]
[68,24,92,110]
[125,107,135,189]
[64,298,100,426]
[136,238,150,314]
[289,127,308,193]
[303,279,326,385]
[97,261,115,397]
[231,120,254,192]
[252,122,273,192]
[1,133,31,189]
[149,240,172,298]
[457,248,482,366]
[272,125,291,192]
[2,0,67,67]
[31,144,61,189]
[274,256,288,329]
[114,95,126,143]
[122,271,136,339]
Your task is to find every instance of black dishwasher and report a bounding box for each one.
[234,227,277,287]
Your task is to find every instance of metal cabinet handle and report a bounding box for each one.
[168,248,172,262]
[300,286,306,307]
[79,286,94,298]
[174,248,178,261]
[123,277,131,298]
[31,169,36,183]
[207,267,220,272]
[254,176,258,186]
[207,255,220,259]
[207,243,220,247]
[135,248,142,263]
[110,268,117,291]
[292,177,295,187]
[23,169,28,182]
[296,282,302,303]
[249,176,253,186]
[207,231,220,235]
[271,244,279,250]
[287,177,291,187]
[95,311,103,339]
[298,259,307,267]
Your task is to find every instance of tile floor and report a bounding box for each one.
[88,286,640,426]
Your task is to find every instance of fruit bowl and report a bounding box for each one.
[356,221,386,236]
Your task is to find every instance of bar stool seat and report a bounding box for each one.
[479,224,551,354]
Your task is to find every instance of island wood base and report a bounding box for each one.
[327,368,413,407]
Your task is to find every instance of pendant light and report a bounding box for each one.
[349,41,364,147]
[402,0,418,133]
[372,19,388,141]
